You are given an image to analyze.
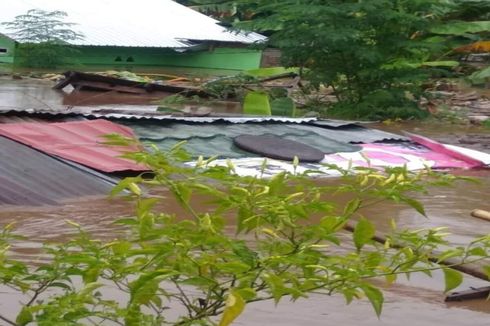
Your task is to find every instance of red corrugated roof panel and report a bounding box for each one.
[0,119,148,172]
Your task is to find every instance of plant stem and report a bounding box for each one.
[0,314,17,326]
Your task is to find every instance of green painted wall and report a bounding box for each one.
[8,42,263,73]
[0,35,16,65]
[68,46,263,71]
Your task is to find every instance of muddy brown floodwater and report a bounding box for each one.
[0,78,489,325]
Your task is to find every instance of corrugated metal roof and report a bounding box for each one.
[124,121,371,159]
[0,119,147,173]
[0,109,319,124]
[298,124,409,143]
[0,0,265,48]
[0,136,116,206]
[82,113,319,124]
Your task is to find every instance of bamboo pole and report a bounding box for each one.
[344,222,489,281]
[471,209,490,222]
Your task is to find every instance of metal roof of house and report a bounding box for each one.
[0,109,320,124]
[0,136,116,206]
[0,119,147,173]
[123,121,408,159]
[0,0,265,48]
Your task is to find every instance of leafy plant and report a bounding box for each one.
[183,0,488,120]
[0,139,489,325]
[1,9,83,68]
[468,66,490,85]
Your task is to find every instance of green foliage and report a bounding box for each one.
[192,0,488,120]
[14,42,80,69]
[327,89,429,121]
[219,0,452,119]
[2,9,83,43]
[174,1,261,26]
[0,140,489,325]
[270,97,296,117]
[444,0,490,23]
[2,9,83,68]
[431,21,490,35]
[202,69,297,117]
[468,66,490,85]
[243,91,271,115]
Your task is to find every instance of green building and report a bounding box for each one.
[0,0,267,74]
[0,35,15,66]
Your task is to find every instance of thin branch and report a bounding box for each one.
[0,314,17,326]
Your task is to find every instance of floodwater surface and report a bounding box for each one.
[0,78,489,325]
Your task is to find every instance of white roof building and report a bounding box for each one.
[0,0,265,48]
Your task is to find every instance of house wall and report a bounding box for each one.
[69,46,263,71]
[0,35,16,65]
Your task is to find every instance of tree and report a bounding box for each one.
[1,9,83,68]
[183,0,488,120]
[0,138,489,325]
[2,9,83,43]
[174,1,257,24]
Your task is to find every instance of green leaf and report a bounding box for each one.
[110,177,142,196]
[16,306,33,326]
[483,266,490,280]
[130,270,175,305]
[216,262,251,274]
[353,217,375,251]
[243,91,271,116]
[181,277,217,288]
[437,249,464,263]
[218,291,246,326]
[83,267,101,284]
[361,284,384,317]
[431,21,490,35]
[231,241,257,266]
[468,66,490,85]
[344,198,361,217]
[62,254,99,264]
[244,67,298,78]
[443,268,463,293]
[174,183,192,205]
[136,198,159,217]
[422,61,459,68]
[236,287,257,301]
[401,197,426,217]
[271,97,296,117]
[48,282,72,290]
[111,241,133,255]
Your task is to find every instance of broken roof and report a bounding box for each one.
[0,136,116,206]
[0,0,265,48]
[0,119,147,173]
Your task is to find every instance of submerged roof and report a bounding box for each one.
[0,136,115,206]
[0,119,147,173]
[0,0,265,48]
[123,121,405,159]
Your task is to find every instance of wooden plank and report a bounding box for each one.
[445,286,490,302]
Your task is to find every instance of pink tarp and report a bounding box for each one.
[322,141,484,171]
[0,119,148,172]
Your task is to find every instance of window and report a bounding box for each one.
[0,48,7,54]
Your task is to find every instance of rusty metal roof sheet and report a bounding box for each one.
[0,0,265,48]
[0,136,116,206]
[0,119,147,173]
